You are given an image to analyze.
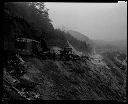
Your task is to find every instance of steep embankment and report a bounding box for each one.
[19,57,126,101]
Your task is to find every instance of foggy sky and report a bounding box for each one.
[45,2,127,41]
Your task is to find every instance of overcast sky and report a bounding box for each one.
[45,2,127,41]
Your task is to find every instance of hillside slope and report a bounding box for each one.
[3,55,126,101]
[67,30,93,46]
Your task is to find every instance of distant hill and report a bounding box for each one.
[109,39,127,49]
[93,39,127,54]
[67,30,93,46]
[109,39,127,54]
[93,40,110,47]
[93,39,127,47]
[93,40,127,49]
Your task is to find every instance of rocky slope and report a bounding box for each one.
[3,54,126,101]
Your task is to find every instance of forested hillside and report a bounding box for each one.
[4,2,68,50]
[4,2,93,53]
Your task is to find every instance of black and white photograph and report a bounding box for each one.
[3,1,127,102]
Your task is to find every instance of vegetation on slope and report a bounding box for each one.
[14,57,126,101]
[4,2,93,53]
[4,2,68,50]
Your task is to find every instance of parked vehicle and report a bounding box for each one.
[15,38,43,56]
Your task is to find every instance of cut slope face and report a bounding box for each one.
[67,40,83,56]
